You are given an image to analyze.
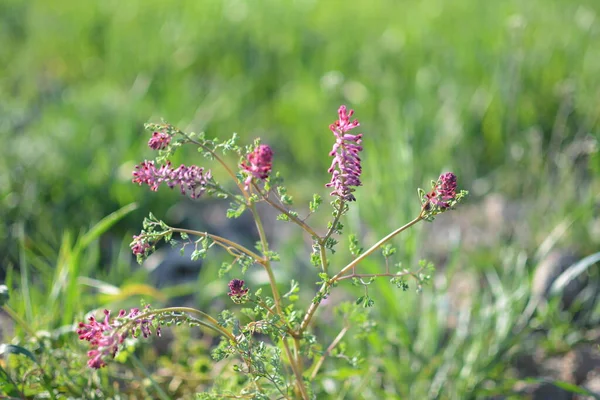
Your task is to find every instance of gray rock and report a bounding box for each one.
[531,250,589,311]
[144,245,204,288]
[0,309,14,342]
[560,345,600,385]
[513,380,571,400]
[581,369,600,399]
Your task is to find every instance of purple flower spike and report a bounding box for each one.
[77,306,160,369]
[240,144,273,190]
[76,309,120,369]
[437,172,457,199]
[148,131,171,150]
[427,172,458,209]
[326,105,363,202]
[132,161,211,198]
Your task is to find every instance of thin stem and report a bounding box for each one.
[179,133,248,198]
[282,337,309,400]
[335,271,415,282]
[331,215,423,281]
[250,299,296,337]
[262,371,292,400]
[319,244,328,274]
[130,354,171,400]
[316,200,345,274]
[120,306,236,343]
[309,326,349,380]
[246,201,308,398]
[253,299,278,318]
[260,193,321,239]
[296,285,324,333]
[2,305,36,337]
[248,202,283,314]
[207,181,243,204]
[322,200,344,244]
[299,214,423,333]
[262,264,282,314]
[168,227,263,262]
[293,336,305,371]
[114,306,264,393]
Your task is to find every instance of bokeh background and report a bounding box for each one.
[1,0,600,398]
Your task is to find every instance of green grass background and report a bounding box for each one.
[1,0,599,398]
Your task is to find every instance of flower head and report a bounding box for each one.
[132,161,211,198]
[131,234,151,257]
[227,279,249,304]
[426,172,458,210]
[148,131,171,150]
[326,105,363,201]
[77,306,160,369]
[240,144,273,190]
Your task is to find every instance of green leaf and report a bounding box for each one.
[191,249,206,261]
[227,202,246,219]
[0,344,38,364]
[318,273,329,281]
[382,244,396,257]
[277,213,290,221]
[521,378,600,398]
[78,203,138,250]
[550,251,600,295]
[309,194,322,212]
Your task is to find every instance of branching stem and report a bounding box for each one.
[168,227,263,262]
[298,214,423,333]
[309,325,349,380]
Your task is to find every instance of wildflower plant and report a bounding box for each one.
[77,106,467,399]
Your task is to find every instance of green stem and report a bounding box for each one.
[165,306,235,339]
[309,325,349,380]
[293,336,305,372]
[117,307,267,392]
[2,305,35,337]
[260,193,321,239]
[119,306,236,343]
[247,200,309,398]
[316,200,345,275]
[322,200,344,244]
[335,270,416,282]
[331,215,423,281]
[180,133,249,198]
[207,181,243,204]
[168,227,263,263]
[282,337,310,400]
[252,299,297,336]
[319,243,329,274]
[299,214,423,333]
[248,203,283,313]
[130,354,171,400]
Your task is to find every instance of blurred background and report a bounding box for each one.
[1,0,599,398]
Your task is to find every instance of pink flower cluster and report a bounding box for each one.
[148,131,171,150]
[426,172,458,209]
[130,234,150,256]
[227,279,249,303]
[132,161,211,199]
[77,307,160,369]
[326,106,363,202]
[240,144,273,190]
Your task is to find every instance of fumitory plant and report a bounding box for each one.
[77,105,467,399]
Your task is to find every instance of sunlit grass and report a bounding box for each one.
[1,0,599,398]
